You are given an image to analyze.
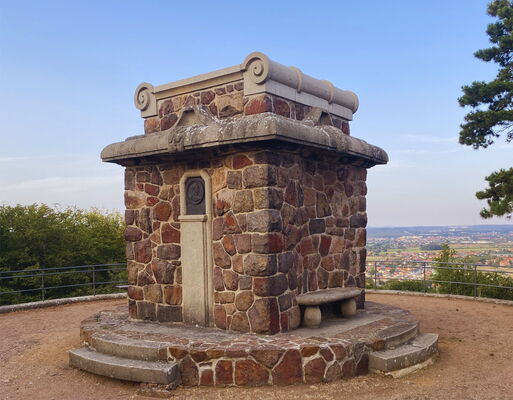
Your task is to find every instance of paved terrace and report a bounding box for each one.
[1,294,512,400]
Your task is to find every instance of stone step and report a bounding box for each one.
[89,333,168,361]
[369,333,438,375]
[380,322,419,349]
[69,347,179,385]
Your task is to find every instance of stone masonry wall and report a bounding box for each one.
[143,80,351,136]
[124,149,367,334]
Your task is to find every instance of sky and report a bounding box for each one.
[0,0,511,227]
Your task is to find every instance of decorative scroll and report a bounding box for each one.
[134,83,157,117]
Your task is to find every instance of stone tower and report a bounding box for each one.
[101,52,388,335]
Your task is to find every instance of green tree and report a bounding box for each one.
[0,204,126,305]
[458,0,513,218]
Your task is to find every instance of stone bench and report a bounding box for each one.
[296,287,362,328]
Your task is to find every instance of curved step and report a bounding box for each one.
[379,322,419,349]
[69,347,179,385]
[369,333,438,374]
[89,333,169,361]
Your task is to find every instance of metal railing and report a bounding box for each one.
[366,260,513,300]
[0,263,127,305]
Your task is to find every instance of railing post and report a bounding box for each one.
[92,265,96,296]
[41,270,45,301]
[474,265,478,298]
[374,261,378,289]
[423,262,427,293]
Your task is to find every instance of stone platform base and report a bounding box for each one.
[70,302,437,387]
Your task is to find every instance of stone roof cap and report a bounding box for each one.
[101,111,388,167]
[135,51,359,121]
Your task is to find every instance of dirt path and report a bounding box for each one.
[1,294,512,400]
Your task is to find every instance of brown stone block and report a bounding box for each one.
[304,357,327,384]
[246,210,282,233]
[215,360,233,386]
[355,228,366,247]
[330,344,347,361]
[277,251,294,273]
[127,261,142,284]
[134,239,152,263]
[160,113,178,130]
[300,345,320,357]
[289,306,301,330]
[222,269,239,290]
[239,275,252,290]
[283,225,301,251]
[125,209,137,225]
[349,213,367,228]
[328,270,346,288]
[233,190,254,213]
[136,301,156,321]
[278,293,292,311]
[159,99,174,117]
[163,285,182,305]
[253,187,283,210]
[253,274,288,297]
[320,347,334,362]
[316,192,332,217]
[233,234,251,254]
[222,212,242,234]
[152,202,171,221]
[242,165,276,188]
[227,171,242,189]
[128,299,137,318]
[324,362,342,382]
[287,266,298,290]
[200,369,214,386]
[156,304,182,322]
[250,347,284,369]
[215,291,235,304]
[180,356,199,386]
[169,346,187,360]
[244,94,272,115]
[213,242,231,268]
[127,285,143,300]
[124,226,142,242]
[156,244,181,260]
[213,267,224,291]
[161,223,180,243]
[143,284,162,303]
[214,305,227,329]
[200,90,215,105]
[243,254,277,276]
[125,169,135,191]
[137,267,155,286]
[235,291,254,311]
[151,259,175,284]
[144,117,160,134]
[124,190,146,209]
[355,353,369,376]
[232,154,253,169]
[144,183,159,197]
[247,297,280,334]
[230,312,250,333]
[251,233,283,254]
[317,268,329,289]
[319,235,332,257]
[234,360,269,386]
[272,349,302,385]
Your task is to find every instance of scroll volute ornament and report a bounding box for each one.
[134,82,157,118]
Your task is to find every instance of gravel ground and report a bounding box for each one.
[1,294,512,400]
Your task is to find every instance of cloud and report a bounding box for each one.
[0,157,28,162]
[404,134,458,143]
[0,176,120,193]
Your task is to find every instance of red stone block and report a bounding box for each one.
[144,117,160,134]
[319,235,332,257]
[134,239,152,263]
[272,349,302,385]
[161,223,180,243]
[244,95,272,115]
[234,360,269,386]
[200,369,214,386]
[214,305,227,329]
[153,202,171,221]
[127,285,143,300]
[304,357,327,384]
[215,360,233,385]
[232,154,253,169]
[124,226,142,242]
[273,98,290,117]
[180,356,199,386]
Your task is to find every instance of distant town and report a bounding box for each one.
[367,225,513,283]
